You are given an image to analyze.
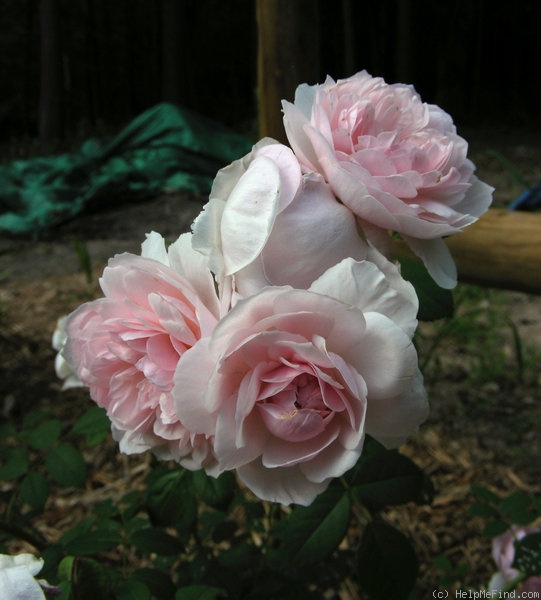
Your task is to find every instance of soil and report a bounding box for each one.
[0,128,540,598]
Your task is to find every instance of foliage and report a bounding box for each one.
[0,411,432,599]
[469,485,541,538]
[398,257,454,322]
[416,284,531,386]
[2,230,539,599]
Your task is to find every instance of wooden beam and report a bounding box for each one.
[391,208,541,294]
[256,0,320,144]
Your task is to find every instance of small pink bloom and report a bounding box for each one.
[58,232,219,468]
[489,525,541,592]
[173,258,427,505]
[192,138,370,304]
[282,70,493,288]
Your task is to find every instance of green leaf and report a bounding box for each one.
[20,470,49,510]
[115,579,152,600]
[216,538,258,570]
[175,585,228,600]
[92,498,119,519]
[192,469,236,509]
[55,580,72,600]
[71,557,116,600]
[71,237,93,284]
[432,555,452,571]
[22,410,53,428]
[70,406,111,446]
[41,543,65,583]
[0,421,16,440]
[146,469,197,531]
[470,483,500,505]
[198,510,229,542]
[500,491,537,525]
[130,527,184,556]
[398,256,454,321]
[350,449,432,508]
[513,532,541,576]
[483,519,509,537]
[45,443,87,488]
[356,521,418,600]
[62,523,122,555]
[269,484,350,569]
[19,419,62,450]
[468,502,499,519]
[0,447,30,479]
[57,556,75,582]
[132,568,176,600]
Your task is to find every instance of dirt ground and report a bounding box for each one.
[0,127,540,597]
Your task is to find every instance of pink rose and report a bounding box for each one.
[173,258,427,505]
[58,232,219,468]
[192,138,369,303]
[489,525,541,593]
[282,70,493,288]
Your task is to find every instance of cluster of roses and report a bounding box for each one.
[54,71,493,506]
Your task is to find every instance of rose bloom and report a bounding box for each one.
[489,526,541,593]
[192,138,369,304]
[282,70,493,288]
[56,232,219,468]
[173,257,428,506]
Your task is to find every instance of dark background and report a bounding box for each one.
[1,0,540,151]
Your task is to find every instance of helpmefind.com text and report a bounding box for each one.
[432,590,540,599]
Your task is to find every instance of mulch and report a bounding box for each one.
[1,188,540,598]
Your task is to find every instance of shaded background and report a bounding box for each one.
[1,0,540,151]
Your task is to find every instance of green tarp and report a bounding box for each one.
[0,103,253,235]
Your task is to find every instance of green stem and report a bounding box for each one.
[0,518,49,551]
[340,477,371,526]
[499,571,527,594]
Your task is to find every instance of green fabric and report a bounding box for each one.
[0,103,253,235]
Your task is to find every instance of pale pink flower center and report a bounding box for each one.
[255,361,350,443]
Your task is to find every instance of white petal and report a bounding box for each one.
[255,143,302,213]
[220,156,281,275]
[300,437,365,483]
[173,339,218,435]
[293,82,317,117]
[236,175,368,293]
[365,369,428,448]
[282,100,321,171]
[402,235,457,289]
[309,258,418,336]
[167,233,220,319]
[347,312,418,401]
[0,555,46,600]
[141,231,169,265]
[191,197,227,278]
[454,175,494,219]
[237,460,330,506]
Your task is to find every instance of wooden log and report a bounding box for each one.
[391,208,541,294]
[256,0,320,144]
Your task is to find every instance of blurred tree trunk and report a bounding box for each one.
[39,0,62,146]
[341,0,355,75]
[395,0,414,82]
[23,0,37,135]
[256,0,320,144]
[161,0,183,106]
[83,0,99,126]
